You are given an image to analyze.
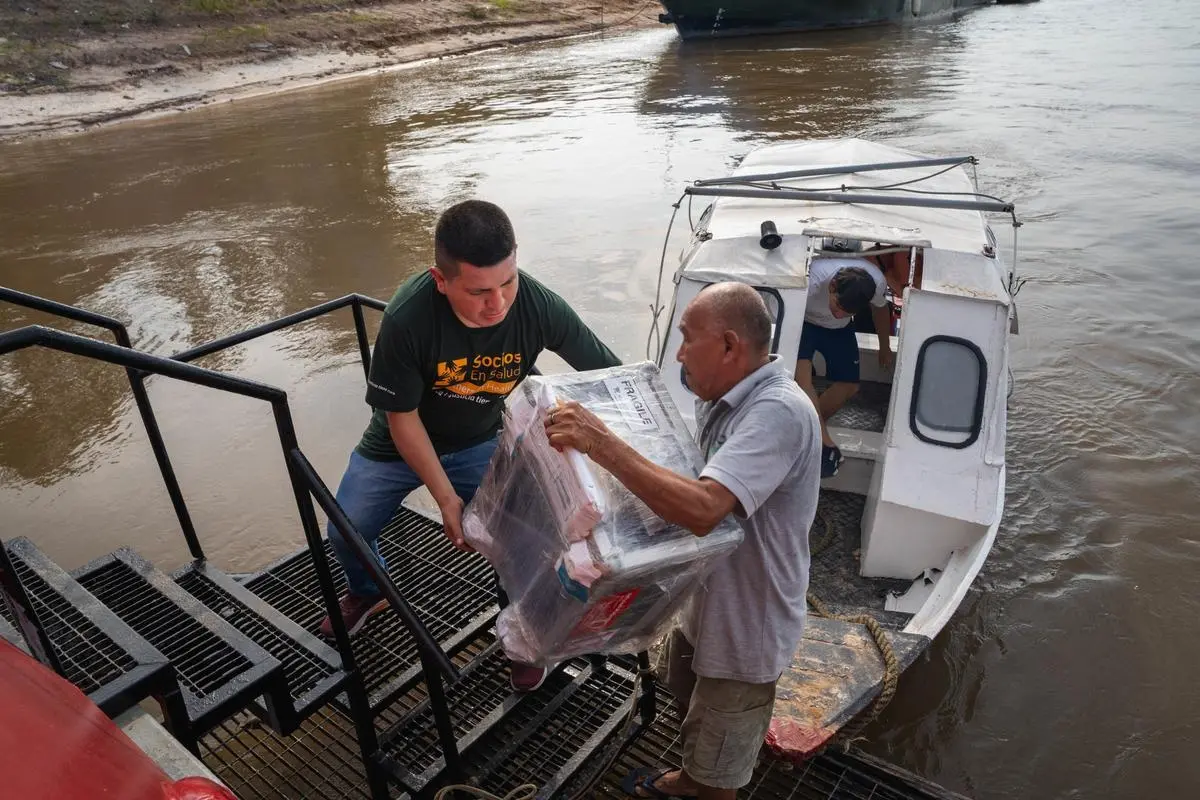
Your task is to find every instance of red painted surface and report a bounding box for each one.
[764,718,835,763]
[570,587,641,635]
[0,639,237,799]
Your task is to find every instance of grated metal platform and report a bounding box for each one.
[201,707,372,800]
[809,491,914,625]
[245,507,500,712]
[591,694,969,800]
[174,561,348,735]
[199,669,962,800]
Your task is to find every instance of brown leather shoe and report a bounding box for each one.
[318,593,387,639]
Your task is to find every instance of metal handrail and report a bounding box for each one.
[289,448,463,770]
[0,325,459,684]
[692,156,977,186]
[684,185,1015,214]
[0,308,475,797]
[171,294,387,382]
[0,287,202,559]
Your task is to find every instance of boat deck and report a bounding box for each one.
[818,377,892,435]
[810,490,914,627]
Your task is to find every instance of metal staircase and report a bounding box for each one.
[244,508,500,713]
[72,548,287,748]
[0,290,651,800]
[173,561,347,735]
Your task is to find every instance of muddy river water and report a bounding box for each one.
[2,0,1198,795]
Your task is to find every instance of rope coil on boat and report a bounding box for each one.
[805,504,901,748]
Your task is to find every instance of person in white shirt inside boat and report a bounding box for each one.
[544,282,821,800]
[794,243,898,479]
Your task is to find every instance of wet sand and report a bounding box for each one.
[0,0,656,140]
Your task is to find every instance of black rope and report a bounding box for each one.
[596,0,655,31]
[646,195,685,362]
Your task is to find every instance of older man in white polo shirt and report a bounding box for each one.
[545,282,821,800]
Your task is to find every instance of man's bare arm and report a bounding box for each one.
[386,410,469,550]
[545,403,737,536]
[871,304,893,368]
[872,304,892,353]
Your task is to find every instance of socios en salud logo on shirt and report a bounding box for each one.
[434,353,524,398]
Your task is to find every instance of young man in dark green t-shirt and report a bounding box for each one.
[320,199,620,692]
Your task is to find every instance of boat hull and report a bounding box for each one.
[658,0,991,38]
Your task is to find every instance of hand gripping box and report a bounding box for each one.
[462,362,743,666]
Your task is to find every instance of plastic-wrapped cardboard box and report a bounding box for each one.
[463,362,743,666]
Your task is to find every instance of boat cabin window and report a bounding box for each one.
[909,336,986,448]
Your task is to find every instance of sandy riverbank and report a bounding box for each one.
[0,0,659,140]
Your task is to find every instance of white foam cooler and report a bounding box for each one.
[463,362,743,666]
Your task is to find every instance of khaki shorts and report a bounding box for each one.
[661,629,777,790]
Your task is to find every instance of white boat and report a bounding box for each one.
[649,137,1021,757]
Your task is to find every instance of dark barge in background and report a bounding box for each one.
[656,0,994,39]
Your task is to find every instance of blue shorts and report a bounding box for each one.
[798,321,860,383]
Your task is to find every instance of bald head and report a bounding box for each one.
[677,282,773,401]
[694,282,773,357]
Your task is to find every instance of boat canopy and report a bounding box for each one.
[677,234,811,289]
[801,218,932,250]
[694,138,998,257]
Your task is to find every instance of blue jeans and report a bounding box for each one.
[328,438,499,599]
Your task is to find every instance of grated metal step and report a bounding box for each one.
[463,657,640,799]
[174,561,348,736]
[245,506,500,713]
[814,377,891,433]
[73,547,286,740]
[3,537,185,725]
[375,637,583,795]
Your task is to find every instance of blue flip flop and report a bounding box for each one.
[620,766,698,799]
